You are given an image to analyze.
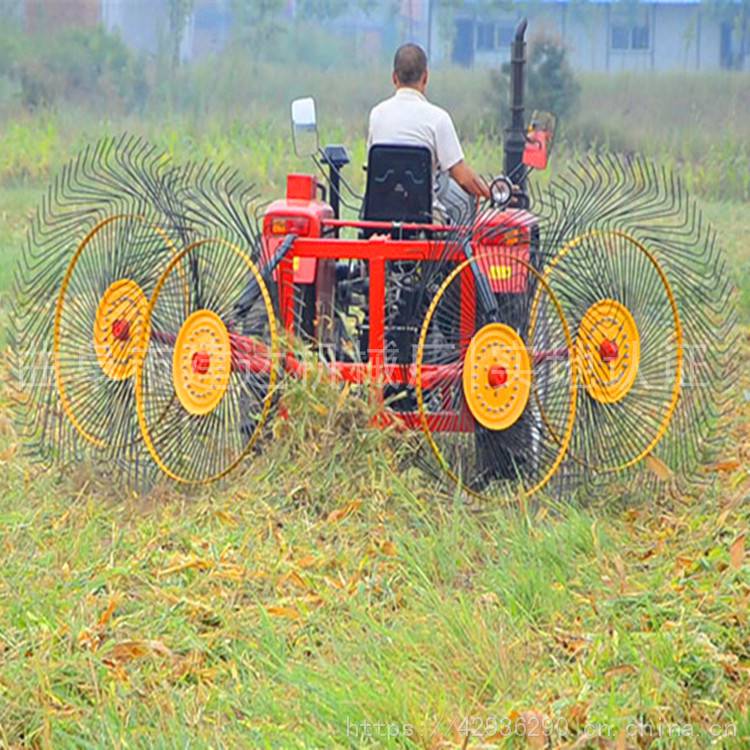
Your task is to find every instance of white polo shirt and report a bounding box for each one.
[367,88,465,181]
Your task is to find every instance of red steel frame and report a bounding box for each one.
[279,231,474,433]
[221,131,556,435]
[227,223,477,433]
[227,215,561,432]
[232,175,540,435]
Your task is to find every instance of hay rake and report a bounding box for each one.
[9,137,737,500]
[10,136,183,482]
[9,25,738,500]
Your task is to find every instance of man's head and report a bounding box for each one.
[393,43,428,92]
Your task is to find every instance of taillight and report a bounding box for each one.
[502,229,526,246]
[268,216,311,236]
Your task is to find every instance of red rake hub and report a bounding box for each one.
[487,364,508,388]
[191,351,211,375]
[111,318,131,342]
[599,339,619,364]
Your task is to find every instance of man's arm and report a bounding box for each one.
[449,160,490,200]
[436,111,490,200]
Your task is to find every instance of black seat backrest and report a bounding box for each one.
[363,144,432,225]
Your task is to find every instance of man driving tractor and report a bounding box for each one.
[367,43,491,223]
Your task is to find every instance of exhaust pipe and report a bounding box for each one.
[503,18,527,188]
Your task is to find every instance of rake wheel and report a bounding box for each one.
[415,253,577,500]
[530,154,738,483]
[53,214,175,450]
[537,230,683,474]
[10,136,181,472]
[135,237,279,484]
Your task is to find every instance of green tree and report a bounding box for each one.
[229,0,373,64]
[229,0,285,61]
[525,35,581,120]
[489,34,580,126]
[296,0,348,18]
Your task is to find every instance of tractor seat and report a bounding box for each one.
[362,144,432,237]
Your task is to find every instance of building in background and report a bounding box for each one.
[19,0,749,71]
[23,0,195,61]
[24,0,101,32]
[436,0,748,72]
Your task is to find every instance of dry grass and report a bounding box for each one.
[0,334,748,748]
[0,84,749,746]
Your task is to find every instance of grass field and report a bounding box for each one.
[0,69,749,747]
[0,197,748,749]
[0,343,748,748]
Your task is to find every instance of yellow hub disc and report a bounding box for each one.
[172,310,232,416]
[577,299,640,404]
[93,278,148,381]
[462,323,532,430]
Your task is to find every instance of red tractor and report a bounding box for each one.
[242,20,566,497]
[11,21,736,500]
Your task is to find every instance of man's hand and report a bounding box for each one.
[449,160,491,200]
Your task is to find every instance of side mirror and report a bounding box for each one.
[291,97,319,158]
[523,111,556,170]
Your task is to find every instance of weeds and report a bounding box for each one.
[0,338,747,747]
[0,55,748,748]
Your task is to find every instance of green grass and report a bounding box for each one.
[702,202,750,323]
[0,78,749,746]
[1,67,750,199]
[0,186,37,298]
[0,362,748,748]
[0,178,748,745]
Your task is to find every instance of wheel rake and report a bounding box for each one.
[529,153,739,488]
[132,161,280,485]
[9,141,739,500]
[9,136,185,483]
